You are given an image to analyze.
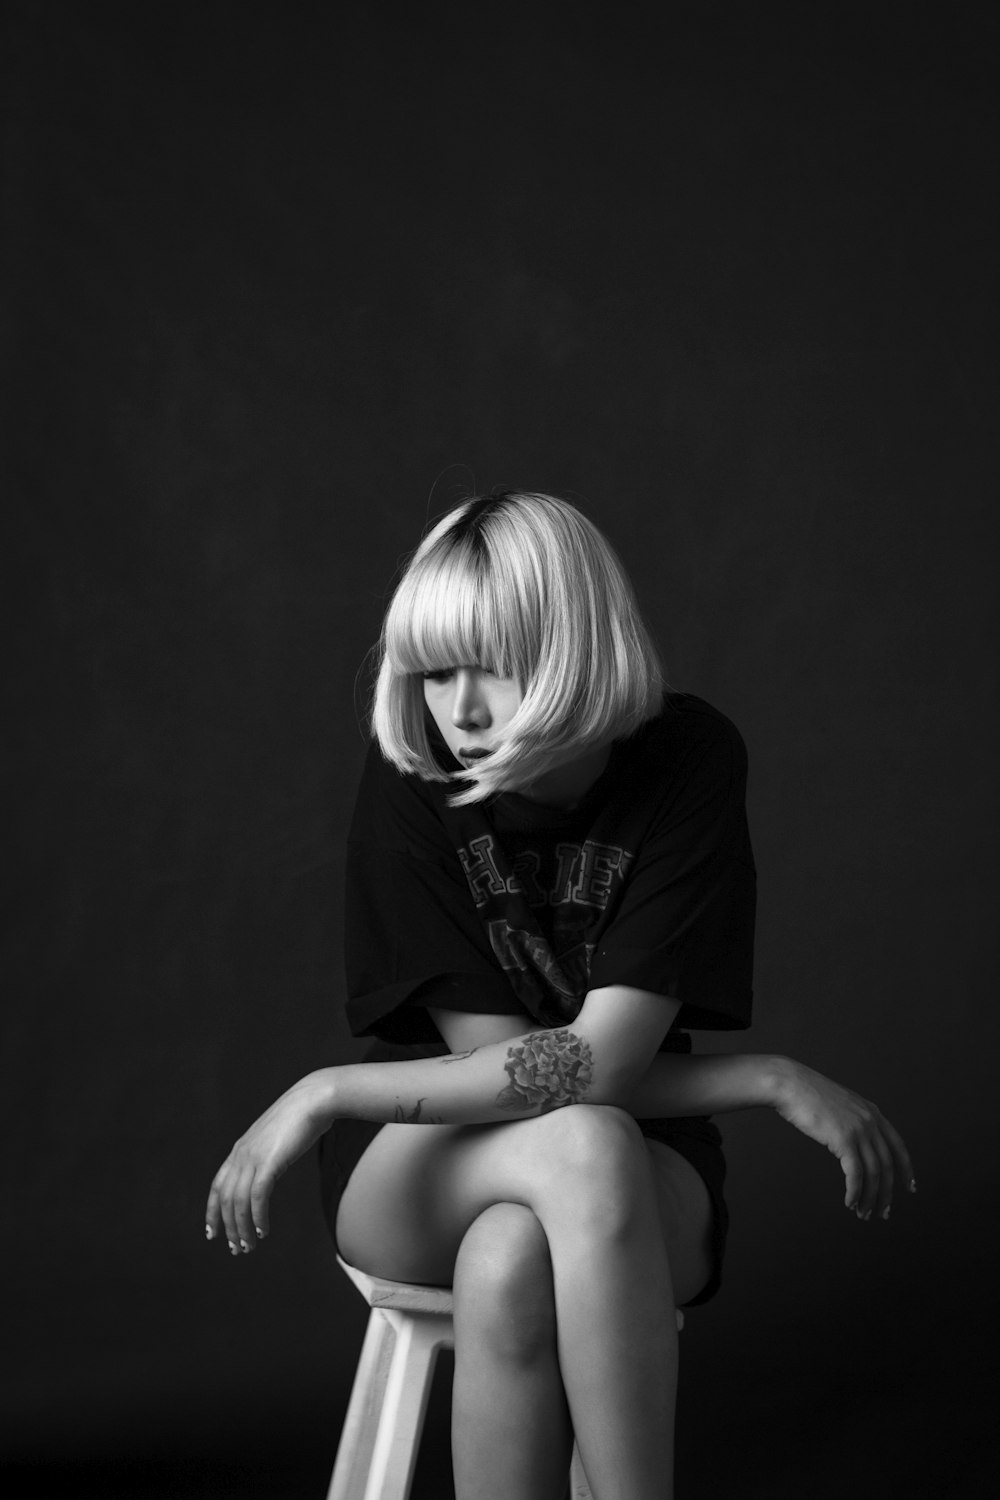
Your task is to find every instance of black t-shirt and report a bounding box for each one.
[344,694,755,1049]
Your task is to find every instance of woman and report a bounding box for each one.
[206,490,913,1500]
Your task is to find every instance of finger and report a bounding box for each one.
[871,1130,895,1221]
[205,1180,223,1242]
[881,1116,916,1195]
[218,1165,243,1255]
[232,1165,259,1253]
[250,1171,273,1242]
[855,1137,882,1220]
[840,1146,863,1211]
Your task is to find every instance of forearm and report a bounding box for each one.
[312,1026,596,1127]
[310,1038,787,1131]
[621,1050,788,1118]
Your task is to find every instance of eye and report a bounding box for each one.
[421,668,455,684]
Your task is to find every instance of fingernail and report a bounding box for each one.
[205,1224,214,1240]
[909,1178,917,1193]
[228,1241,239,1255]
[255,1226,265,1239]
[239,1239,249,1253]
[881,1205,891,1221]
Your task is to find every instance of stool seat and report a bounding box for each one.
[330,1254,684,1500]
[338,1256,456,1315]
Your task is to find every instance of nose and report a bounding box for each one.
[451,669,490,729]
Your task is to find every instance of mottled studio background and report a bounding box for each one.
[2,2,997,1496]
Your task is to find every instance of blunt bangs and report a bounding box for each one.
[371,491,665,802]
[383,540,535,687]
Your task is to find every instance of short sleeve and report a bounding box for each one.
[343,745,524,1043]
[587,706,755,1030]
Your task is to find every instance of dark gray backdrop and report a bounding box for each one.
[3,3,996,1496]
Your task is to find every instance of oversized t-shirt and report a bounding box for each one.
[344,694,755,1051]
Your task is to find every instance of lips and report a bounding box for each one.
[458,748,491,762]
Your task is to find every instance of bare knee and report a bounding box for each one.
[453,1203,556,1365]
[537,1104,652,1235]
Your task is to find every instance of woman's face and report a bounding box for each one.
[422,666,522,770]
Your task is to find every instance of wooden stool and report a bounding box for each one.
[329,1254,684,1500]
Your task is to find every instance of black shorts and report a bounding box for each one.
[318,1043,729,1308]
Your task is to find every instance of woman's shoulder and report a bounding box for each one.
[601,694,750,843]
[628,692,748,769]
[601,693,749,824]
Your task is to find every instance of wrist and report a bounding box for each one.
[303,1067,342,1126]
[758,1054,800,1109]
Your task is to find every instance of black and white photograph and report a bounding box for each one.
[3,3,996,1497]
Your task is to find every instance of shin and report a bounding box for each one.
[452,1203,573,1500]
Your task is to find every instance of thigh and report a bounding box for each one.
[335,1117,546,1284]
[645,1140,715,1308]
[336,1114,714,1301]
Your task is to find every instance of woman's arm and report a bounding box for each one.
[206,987,678,1249]
[349,987,682,1125]
[627,1049,915,1221]
[206,993,914,1250]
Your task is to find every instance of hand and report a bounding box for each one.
[768,1057,915,1221]
[205,1070,337,1254]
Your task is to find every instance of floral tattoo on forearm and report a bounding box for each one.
[495,1029,594,1114]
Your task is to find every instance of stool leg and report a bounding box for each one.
[364,1311,451,1500]
[328,1308,395,1500]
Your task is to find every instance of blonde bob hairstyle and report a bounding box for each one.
[371,490,665,805]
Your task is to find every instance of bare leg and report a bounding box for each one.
[451,1203,573,1500]
[543,1109,678,1499]
[337,1105,713,1500]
